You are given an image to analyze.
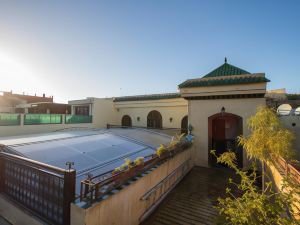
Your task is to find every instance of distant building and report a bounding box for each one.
[0,91,53,113]
[15,102,70,114]
[70,59,271,168]
[0,91,70,114]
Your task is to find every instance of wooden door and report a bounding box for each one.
[122,115,132,127]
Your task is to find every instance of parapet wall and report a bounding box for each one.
[0,114,95,137]
[71,148,192,225]
[266,161,300,220]
[279,116,300,160]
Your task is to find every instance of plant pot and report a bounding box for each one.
[145,155,159,165]
[159,151,170,160]
[133,164,144,172]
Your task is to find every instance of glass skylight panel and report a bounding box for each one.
[0,129,172,194]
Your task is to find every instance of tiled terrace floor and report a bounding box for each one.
[0,216,11,225]
[143,166,238,225]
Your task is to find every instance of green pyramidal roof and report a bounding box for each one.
[203,62,250,78]
[178,59,270,88]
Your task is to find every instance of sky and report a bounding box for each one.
[0,0,299,103]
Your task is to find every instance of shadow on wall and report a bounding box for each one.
[279,116,300,161]
[277,104,300,161]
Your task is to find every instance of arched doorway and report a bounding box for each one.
[147,110,162,129]
[181,115,188,134]
[208,112,243,168]
[121,115,132,127]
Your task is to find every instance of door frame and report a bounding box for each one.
[208,112,243,167]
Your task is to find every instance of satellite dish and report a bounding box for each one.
[277,104,292,116]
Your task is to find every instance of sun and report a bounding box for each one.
[0,51,39,93]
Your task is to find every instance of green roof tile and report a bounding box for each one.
[178,76,270,88]
[114,93,181,102]
[203,62,250,78]
[178,60,270,88]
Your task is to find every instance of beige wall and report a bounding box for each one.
[0,106,14,113]
[279,116,300,160]
[181,82,267,97]
[266,163,300,220]
[92,98,117,128]
[68,98,118,129]
[71,148,192,225]
[115,98,188,128]
[0,97,187,137]
[188,98,266,167]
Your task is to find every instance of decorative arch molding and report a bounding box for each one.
[147,110,162,129]
[121,115,132,127]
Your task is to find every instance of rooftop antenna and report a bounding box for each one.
[65,161,74,171]
[224,57,227,63]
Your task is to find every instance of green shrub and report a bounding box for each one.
[134,157,144,166]
[156,144,167,157]
[213,106,299,224]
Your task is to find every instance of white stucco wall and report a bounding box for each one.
[115,98,188,128]
[188,98,266,167]
[279,115,300,160]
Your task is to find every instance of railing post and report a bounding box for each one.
[62,114,66,125]
[63,169,76,225]
[20,114,24,126]
[0,154,5,193]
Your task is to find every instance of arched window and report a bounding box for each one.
[121,115,132,127]
[147,110,162,129]
[181,115,188,134]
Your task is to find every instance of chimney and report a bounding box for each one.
[43,93,45,98]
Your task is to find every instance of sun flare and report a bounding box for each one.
[0,51,39,93]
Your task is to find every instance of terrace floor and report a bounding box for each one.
[143,166,238,225]
[0,216,11,225]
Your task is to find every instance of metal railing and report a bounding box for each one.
[79,141,191,203]
[139,159,191,222]
[107,124,183,136]
[24,114,62,125]
[276,156,300,183]
[107,124,181,131]
[0,114,93,126]
[0,152,76,225]
[0,114,20,126]
[65,115,92,124]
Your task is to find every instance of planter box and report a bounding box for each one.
[83,141,192,202]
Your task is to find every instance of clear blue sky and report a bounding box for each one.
[0,0,299,103]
